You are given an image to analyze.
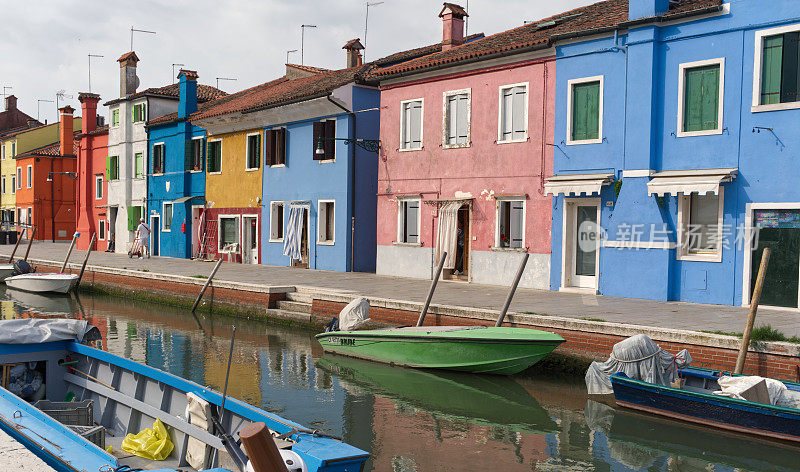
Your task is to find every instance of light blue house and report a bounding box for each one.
[546,0,800,309]
[145,70,226,258]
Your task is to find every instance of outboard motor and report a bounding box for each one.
[12,260,33,276]
[325,317,339,333]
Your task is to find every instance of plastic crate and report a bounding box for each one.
[69,424,105,449]
[34,400,93,426]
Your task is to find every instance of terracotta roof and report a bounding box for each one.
[103,83,228,106]
[84,124,109,137]
[374,0,723,79]
[343,39,365,50]
[439,3,468,18]
[285,64,331,74]
[0,110,39,137]
[371,33,484,67]
[1,122,51,139]
[179,69,199,80]
[147,98,225,126]
[117,51,139,63]
[16,132,80,158]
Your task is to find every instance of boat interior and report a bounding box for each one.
[678,368,800,399]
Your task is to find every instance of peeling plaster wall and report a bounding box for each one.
[376,244,433,280]
[470,251,550,289]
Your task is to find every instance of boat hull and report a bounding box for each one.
[0,265,14,281]
[316,327,564,375]
[4,273,78,294]
[611,371,800,443]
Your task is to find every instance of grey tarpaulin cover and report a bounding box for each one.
[585,334,691,395]
[0,319,101,344]
[338,297,371,331]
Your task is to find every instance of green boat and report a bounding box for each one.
[315,326,565,375]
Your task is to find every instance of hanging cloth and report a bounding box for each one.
[435,202,462,269]
[283,205,304,261]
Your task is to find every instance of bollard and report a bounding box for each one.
[239,422,288,472]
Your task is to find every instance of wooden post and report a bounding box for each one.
[75,233,97,287]
[7,230,22,262]
[417,252,447,327]
[496,253,529,327]
[60,232,79,272]
[22,227,37,262]
[191,258,223,313]
[735,247,771,375]
[239,422,288,472]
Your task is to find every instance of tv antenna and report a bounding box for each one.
[364,1,384,60]
[88,54,104,92]
[216,77,237,90]
[300,24,317,65]
[286,49,298,64]
[37,99,54,122]
[172,63,185,83]
[130,27,156,51]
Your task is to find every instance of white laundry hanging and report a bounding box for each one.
[283,205,304,261]
[435,202,462,269]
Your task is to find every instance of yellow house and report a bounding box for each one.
[0,118,81,225]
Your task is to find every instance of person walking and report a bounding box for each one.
[136,218,151,258]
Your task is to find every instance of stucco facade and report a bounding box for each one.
[76,93,109,251]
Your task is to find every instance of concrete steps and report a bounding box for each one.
[264,308,311,324]
[285,292,314,304]
[277,300,312,313]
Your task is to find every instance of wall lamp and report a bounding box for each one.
[315,137,381,154]
[48,171,78,180]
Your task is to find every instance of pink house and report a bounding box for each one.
[373,3,562,288]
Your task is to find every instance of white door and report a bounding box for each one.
[564,200,600,289]
[242,216,258,264]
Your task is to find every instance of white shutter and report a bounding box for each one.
[512,86,527,141]
[447,96,457,145]
[318,203,327,241]
[501,89,513,140]
[404,201,419,243]
[510,201,524,248]
[410,102,422,147]
[456,94,469,144]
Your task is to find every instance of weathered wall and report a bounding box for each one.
[205,130,262,209]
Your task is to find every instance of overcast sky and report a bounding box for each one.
[0,0,596,124]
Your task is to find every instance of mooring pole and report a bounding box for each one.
[240,422,289,472]
[22,227,37,262]
[7,229,22,262]
[75,233,97,287]
[496,253,529,327]
[191,258,223,313]
[60,232,79,272]
[417,252,447,327]
[735,247,771,375]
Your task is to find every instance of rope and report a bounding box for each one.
[610,348,663,363]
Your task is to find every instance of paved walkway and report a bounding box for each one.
[7,241,800,337]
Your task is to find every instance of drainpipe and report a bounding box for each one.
[326,94,357,272]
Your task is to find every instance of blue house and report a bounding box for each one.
[146,70,226,258]
[546,0,800,309]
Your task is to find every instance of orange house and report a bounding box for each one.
[14,106,77,241]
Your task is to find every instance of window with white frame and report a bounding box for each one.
[567,77,603,144]
[219,216,239,251]
[400,99,423,150]
[318,200,335,244]
[95,175,103,199]
[443,90,470,147]
[678,59,724,136]
[11,142,15,157]
[11,175,15,194]
[26,165,31,188]
[26,207,31,227]
[246,133,261,170]
[132,103,146,123]
[207,140,222,173]
[398,198,420,244]
[496,199,524,248]
[16,168,21,189]
[270,201,284,241]
[163,202,173,231]
[111,109,119,127]
[754,25,800,109]
[678,190,724,260]
[1,144,4,159]
[150,146,163,175]
[498,83,528,143]
[99,219,106,240]
[2,176,5,194]
[188,138,204,171]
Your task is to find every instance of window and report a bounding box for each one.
[26,207,31,227]
[26,165,32,188]
[219,216,239,250]
[127,206,142,232]
[11,142,15,157]
[95,175,103,199]
[11,176,15,194]
[16,168,21,189]
[187,138,204,171]
[312,120,336,161]
[150,146,163,175]
[1,144,4,159]
[496,200,524,248]
[678,190,724,261]
[398,198,420,244]
[270,202,284,241]
[99,219,106,240]
[400,99,423,150]
[265,128,287,166]
[498,83,528,143]
[443,90,470,148]
[132,103,146,123]
[246,133,261,170]
[567,77,602,144]
[111,109,119,127]
[1,177,5,194]
[107,156,120,180]
[207,140,222,173]
[163,203,173,231]
[318,200,335,244]
[678,59,724,136]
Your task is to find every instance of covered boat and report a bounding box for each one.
[0,319,369,472]
[4,273,79,294]
[0,263,14,281]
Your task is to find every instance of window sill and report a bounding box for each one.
[393,241,422,247]
[566,138,603,146]
[399,147,423,152]
[317,240,335,246]
[677,252,722,263]
[208,172,222,175]
[151,174,163,177]
[317,159,335,164]
[752,102,800,113]
[442,143,470,150]
[269,238,284,243]
[245,168,260,172]
[270,164,286,168]
[676,128,722,138]
[162,229,172,233]
[496,138,528,145]
[490,246,527,252]
[189,170,203,173]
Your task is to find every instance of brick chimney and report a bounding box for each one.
[117,51,140,97]
[78,93,100,134]
[178,69,199,118]
[59,105,74,156]
[343,39,365,68]
[4,95,17,111]
[629,0,670,20]
[439,3,468,51]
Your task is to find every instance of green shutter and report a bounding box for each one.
[762,34,784,105]
[105,156,111,180]
[684,65,719,132]
[571,81,599,141]
[127,206,140,232]
[185,140,193,171]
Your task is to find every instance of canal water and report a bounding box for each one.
[3,287,799,471]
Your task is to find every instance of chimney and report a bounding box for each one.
[629,0,670,21]
[178,69,199,118]
[439,3,468,51]
[343,39,365,68]
[117,51,141,97]
[4,95,17,111]
[78,92,100,134]
[59,105,75,156]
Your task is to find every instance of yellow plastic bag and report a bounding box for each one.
[121,418,174,461]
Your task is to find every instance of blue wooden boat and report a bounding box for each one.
[611,367,800,443]
[0,322,369,472]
